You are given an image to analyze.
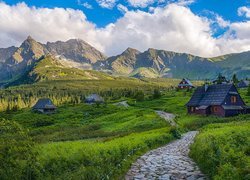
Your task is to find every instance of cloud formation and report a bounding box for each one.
[0,2,250,58]
[127,0,155,8]
[77,1,93,9]
[95,0,117,9]
[238,6,250,18]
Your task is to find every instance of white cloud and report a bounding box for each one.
[0,2,250,58]
[176,0,195,6]
[127,0,155,8]
[117,4,128,13]
[238,6,250,18]
[0,2,103,51]
[215,15,230,28]
[96,0,117,9]
[97,4,220,57]
[77,1,93,9]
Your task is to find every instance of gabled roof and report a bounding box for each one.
[178,78,194,87]
[186,84,235,106]
[33,98,56,109]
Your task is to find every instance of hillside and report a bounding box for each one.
[6,55,114,87]
[95,48,250,79]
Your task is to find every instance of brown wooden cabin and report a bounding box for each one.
[186,84,250,117]
[32,98,57,114]
[178,78,194,89]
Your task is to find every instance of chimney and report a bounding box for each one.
[205,83,209,92]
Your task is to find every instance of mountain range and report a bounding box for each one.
[0,36,249,84]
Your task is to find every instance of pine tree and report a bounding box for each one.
[232,74,239,84]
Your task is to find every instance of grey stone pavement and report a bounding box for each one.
[125,131,205,180]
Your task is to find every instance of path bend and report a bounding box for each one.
[126,131,205,180]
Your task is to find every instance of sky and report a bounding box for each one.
[0,0,250,57]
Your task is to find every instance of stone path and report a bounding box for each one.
[126,131,205,180]
[156,111,176,126]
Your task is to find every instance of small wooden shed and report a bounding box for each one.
[32,98,57,114]
[85,94,104,104]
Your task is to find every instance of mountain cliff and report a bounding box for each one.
[0,36,249,83]
[94,48,250,79]
[0,36,107,82]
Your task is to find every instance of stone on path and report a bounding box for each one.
[156,111,176,126]
[125,131,205,180]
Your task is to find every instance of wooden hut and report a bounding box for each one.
[186,84,249,117]
[32,98,57,114]
[85,94,104,104]
[178,78,194,89]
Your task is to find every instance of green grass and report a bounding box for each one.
[0,104,168,143]
[190,121,250,180]
[1,83,249,179]
[36,127,174,179]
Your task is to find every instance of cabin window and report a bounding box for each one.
[231,96,237,103]
[190,107,195,112]
[213,107,218,112]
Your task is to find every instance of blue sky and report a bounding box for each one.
[0,0,250,57]
[3,0,250,28]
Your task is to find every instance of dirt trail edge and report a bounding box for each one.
[125,131,205,180]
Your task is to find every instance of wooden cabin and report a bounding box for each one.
[237,80,249,88]
[32,98,57,114]
[178,78,194,89]
[186,84,250,117]
[85,94,104,104]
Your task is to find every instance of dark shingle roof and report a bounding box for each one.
[186,84,234,106]
[33,98,56,109]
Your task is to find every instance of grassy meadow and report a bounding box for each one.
[0,78,249,179]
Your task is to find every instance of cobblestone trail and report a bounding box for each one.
[126,131,205,180]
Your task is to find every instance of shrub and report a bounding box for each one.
[153,89,161,99]
[134,91,145,101]
[190,122,250,179]
[0,119,40,179]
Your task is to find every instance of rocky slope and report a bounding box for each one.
[0,36,249,82]
[0,36,106,82]
[46,39,106,64]
[95,48,250,79]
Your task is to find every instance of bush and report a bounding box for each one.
[36,128,174,179]
[0,119,40,179]
[190,122,250,179]
[134,91,145,101]
[153,89,161,99]
[170,127,182,139]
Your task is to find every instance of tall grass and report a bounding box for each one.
[190,121,250,180]
[36,128,174,179]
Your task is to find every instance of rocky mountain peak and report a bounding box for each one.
[46,38,106,64]
[122,47,141,56]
